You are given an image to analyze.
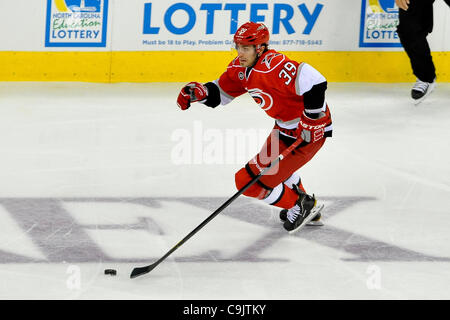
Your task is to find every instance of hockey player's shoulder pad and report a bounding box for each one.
[227,57,244,69]
[224,57,246,81]
[253,49,286,73]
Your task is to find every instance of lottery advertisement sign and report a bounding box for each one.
[45,0,109,47]
[359,0,402,47]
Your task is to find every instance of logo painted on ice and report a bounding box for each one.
[249,88,273,111]
[359,0,401,47]
[45,0,109,47]
[1,197,448,264]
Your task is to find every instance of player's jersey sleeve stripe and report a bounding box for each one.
[295,63,306,95]
[275,118,300,129]
[295,63,326,96]
[213,79,236,105]
[304,100,327,114]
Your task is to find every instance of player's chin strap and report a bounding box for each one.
[130,137,307,279]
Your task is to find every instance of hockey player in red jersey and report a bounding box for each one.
[177,22,332,234]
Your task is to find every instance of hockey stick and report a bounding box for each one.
[130,138,307,279]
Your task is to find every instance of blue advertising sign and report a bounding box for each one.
[140,2,326,50]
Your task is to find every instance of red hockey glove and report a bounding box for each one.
[176,82,208,110]
[297,111,329,143]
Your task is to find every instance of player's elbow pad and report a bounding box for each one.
[203,82,221,108]
[303,81,327,119]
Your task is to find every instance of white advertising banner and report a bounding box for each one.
[127,0,334,50]
[0,0,449,51]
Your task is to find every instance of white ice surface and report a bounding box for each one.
[0,81,449,299]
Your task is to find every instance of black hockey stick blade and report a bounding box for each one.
[130,264,157,279]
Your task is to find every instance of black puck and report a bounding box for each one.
[104,269,117,276]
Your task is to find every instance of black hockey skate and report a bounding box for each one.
[279,208,323,226]
[411,78,435,105]
[282,185,324,233]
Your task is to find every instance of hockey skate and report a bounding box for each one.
[411,78,436,105]
[279,207,324,226]
[282,185,324,233]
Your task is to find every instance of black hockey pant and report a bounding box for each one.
[396,0,436,83]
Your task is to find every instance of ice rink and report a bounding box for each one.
[0,81,449,299]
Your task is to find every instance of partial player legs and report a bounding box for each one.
[397,0,436,82]
[234,129,326,213]
[282,171,305,192]
[397,0,436,103]
[278,170,324,227]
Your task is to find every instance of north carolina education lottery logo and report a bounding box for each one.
[45,0,109,47]
[359,0,401,47]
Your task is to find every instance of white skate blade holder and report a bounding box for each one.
[289,203,325,234]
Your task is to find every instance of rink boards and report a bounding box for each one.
[1,50,449,83]
[1,0,449,82]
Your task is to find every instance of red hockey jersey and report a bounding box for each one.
[214,49,331,133]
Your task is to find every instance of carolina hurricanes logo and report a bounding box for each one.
[248,88,273,111]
